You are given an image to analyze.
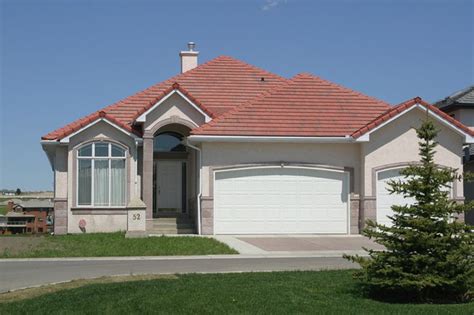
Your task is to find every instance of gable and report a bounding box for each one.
[67,120,138,150]
[354,100,474,143]
[366,106,464,157]
[140,90,210,132]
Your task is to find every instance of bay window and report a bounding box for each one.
[77,142,127,207]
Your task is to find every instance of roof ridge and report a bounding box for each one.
[103,55,286,121]
[42,55,287,139]
[302,73,390,108]
[101,55,232,114]
[191,76,293,134]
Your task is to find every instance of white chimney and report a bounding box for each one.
[180,42,199,73]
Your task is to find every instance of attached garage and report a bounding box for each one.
[213,166,350,234]
[376,168,418,227]
[376,167,451,227]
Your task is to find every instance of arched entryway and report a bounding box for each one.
[151,123,197,219]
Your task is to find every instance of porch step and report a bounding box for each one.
[147,216,195,235]
[148,228,196,235]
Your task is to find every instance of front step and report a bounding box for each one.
[148,228,196,235]
[147,216,196,235]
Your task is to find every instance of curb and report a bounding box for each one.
[0,251,368,262]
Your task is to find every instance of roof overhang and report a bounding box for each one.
[136,89,212,124]
[58,118,142,144]
[188,135,354,143]
[354,103,474,143]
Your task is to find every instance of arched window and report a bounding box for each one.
[77,142,127,207]
[154,132,186,152]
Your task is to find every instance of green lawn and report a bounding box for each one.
[0,270,472,314]
[0,204,7,215]
[0,232,237,258]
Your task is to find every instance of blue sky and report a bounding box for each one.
[1,0,472,190]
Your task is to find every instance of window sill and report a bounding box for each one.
[72,207,127,210]
[71,207,128,215]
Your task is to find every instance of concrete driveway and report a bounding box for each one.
[214,235,384,255]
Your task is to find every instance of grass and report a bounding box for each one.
[0,232,237,258]
[0,205,7,215]
[0,270,472,314]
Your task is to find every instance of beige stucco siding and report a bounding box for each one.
[68,213,128,233]
[54,146,68,199]
[362,107,464,198]
[201,142,361,196]
[455,108,474,129]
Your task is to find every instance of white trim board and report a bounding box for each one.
[136,89,212,123]
[355,104,474,143]
[59,118,141,144]
[188,135,353,143]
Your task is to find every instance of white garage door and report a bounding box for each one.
[376,168,414,227]
[214,167,349,234]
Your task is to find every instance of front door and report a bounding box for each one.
[156,160,183,213]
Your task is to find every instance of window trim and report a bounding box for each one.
[76,141,128,208]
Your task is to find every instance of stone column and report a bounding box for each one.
[360,196,376,230]
[142,133,154,220]
[126,197,147,238]
[53,198,68,235]
[201,197,214,235]
[350,194,360,234]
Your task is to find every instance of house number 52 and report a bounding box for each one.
[133,213,141,220]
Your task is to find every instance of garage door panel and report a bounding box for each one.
[376,168,415,227]
[214,167,349,234]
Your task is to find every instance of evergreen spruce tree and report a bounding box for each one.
[345,119,473,303]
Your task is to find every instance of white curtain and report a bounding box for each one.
[94,160,109,206]
[110,159,126,206]
[78,160,92,205]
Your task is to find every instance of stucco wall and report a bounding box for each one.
[200,142,361,196]
[456,108,474,129]
[362,107,464,198]
[54,146,68,199]
[68,212,128,233]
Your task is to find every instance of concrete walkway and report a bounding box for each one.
[0,255,356,293]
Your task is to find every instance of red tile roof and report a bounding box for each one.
[191,73,390,137]
[42,56,287,140]
[44,55,473,141]
[351,97,474,138]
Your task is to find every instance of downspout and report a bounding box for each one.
[185,139,202,235]
[134,139,141,198]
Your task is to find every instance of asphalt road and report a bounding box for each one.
[0,256,356,293]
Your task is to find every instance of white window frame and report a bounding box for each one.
[76,142,128,208]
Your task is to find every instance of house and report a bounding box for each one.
[40,43,474,235]
[0,199,53,234]
[435,85,474,225]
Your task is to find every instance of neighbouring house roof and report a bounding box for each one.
[191,73,390,137]
[42,56,287,141]
[5,212,35,218]
[435,85,474,111]
[16,199,53,209]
